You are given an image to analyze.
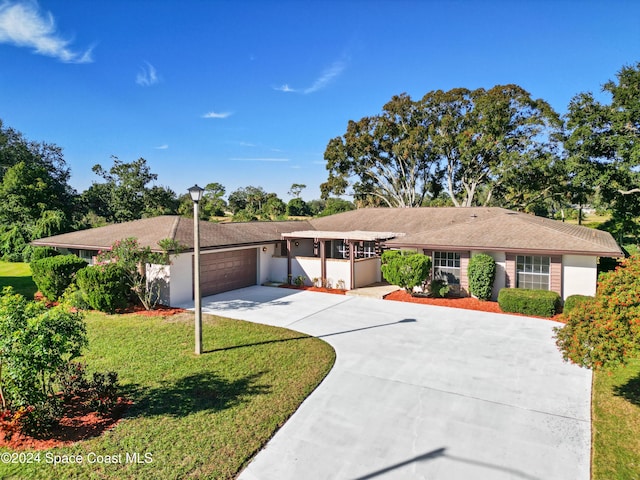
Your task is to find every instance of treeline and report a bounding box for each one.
[0,128,354,261]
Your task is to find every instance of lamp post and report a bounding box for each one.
[188,184,205,355]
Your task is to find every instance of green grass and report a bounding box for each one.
[592,357,640,479]
[0,261,37,298]
[0,311,335,479]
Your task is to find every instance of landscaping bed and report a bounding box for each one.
[279,284,347,295]
[1,395,131,451]
[384,289,564,321]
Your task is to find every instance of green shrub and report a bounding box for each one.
[60,283,92,311]
[497,288,561,317]
[563,294,593,314]
[429,279,449,298]
[76,264,130,313]
[26,246,59,263]
[468,254,496,300]
[381,251,431,294]
[555,255,640,369]
[0,288,87,434]
[30,255,87,301]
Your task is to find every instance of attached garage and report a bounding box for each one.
[198,248,258,297]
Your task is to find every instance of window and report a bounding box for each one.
[516,255,550,290]
[359,241,377,258]
[334,240,350,259]
[433,251,460,285]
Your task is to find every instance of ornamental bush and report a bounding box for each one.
[497,288,561,317]
[30,255,87,301]
[467,254,496,301]
[562,294,593,314]
[76,264,130,313]
[381,251,431,294]
[0,288,87,434]
[555,255,640,369]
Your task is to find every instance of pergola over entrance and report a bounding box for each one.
[281,230,402,289]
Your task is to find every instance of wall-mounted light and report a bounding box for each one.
[294,241,300,247]
[262,246,268,252]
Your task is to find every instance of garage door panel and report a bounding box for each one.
[196,249,257,297]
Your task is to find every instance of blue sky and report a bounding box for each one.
[0,0,638,202]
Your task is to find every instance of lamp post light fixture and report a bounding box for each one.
[188,184,205,355]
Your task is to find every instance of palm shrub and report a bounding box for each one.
[30,255,87,301]
[76,264,130,313]
[468,254,496,300]
[381,250,431,294]
[428,279,449,298]
[555,255,640,369]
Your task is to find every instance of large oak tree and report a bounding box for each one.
[322,85,562,208]
[565,62,640,239]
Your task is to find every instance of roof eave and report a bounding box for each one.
[384,242,624,257]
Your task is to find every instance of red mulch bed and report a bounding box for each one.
[34,292,187,317]
[384,290,564,322]
[279,284,347,295]
[0,396,132,451]
[118,304,188,316]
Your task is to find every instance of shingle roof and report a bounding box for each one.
[310,207,622,256]
[32,208,622,257]
[32,216,313,252]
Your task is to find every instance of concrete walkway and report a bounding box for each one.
[192,286,591,480]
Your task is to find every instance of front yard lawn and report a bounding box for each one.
[592,357,640,480]
[0,261,37,298]
[0,311,335,479]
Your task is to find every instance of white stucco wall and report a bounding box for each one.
[267,257,288,284]
[562,255,598,299]
[354,257,382,288]
[167,252,194,307]
[292,257,322,286]
[326,259,350,289]
[470,250,506,301]
[259,244,278,284]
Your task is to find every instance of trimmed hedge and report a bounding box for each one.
[75,264,130,314]
[563,294,593,314]
[468,254,496,301]
[30,255,87,301]
[497,288,561,317]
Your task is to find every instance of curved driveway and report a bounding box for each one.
[195,286,591,480]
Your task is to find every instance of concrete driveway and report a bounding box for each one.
[194,286,591,480]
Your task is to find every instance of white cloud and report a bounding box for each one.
[273,84,296,93]
[136,61,159,86]
[304,60,346,94]
[229,158,289,162]
[202,111,232,119]
[275,58,347,95]
[0,0,93,63]
[155,144,169,150]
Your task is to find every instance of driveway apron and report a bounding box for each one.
[194,286,591,480]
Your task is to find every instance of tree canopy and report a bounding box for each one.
[565,62,640,239]
[322,85,563,209]
[0,121,76,260]
[82,156,177,224]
